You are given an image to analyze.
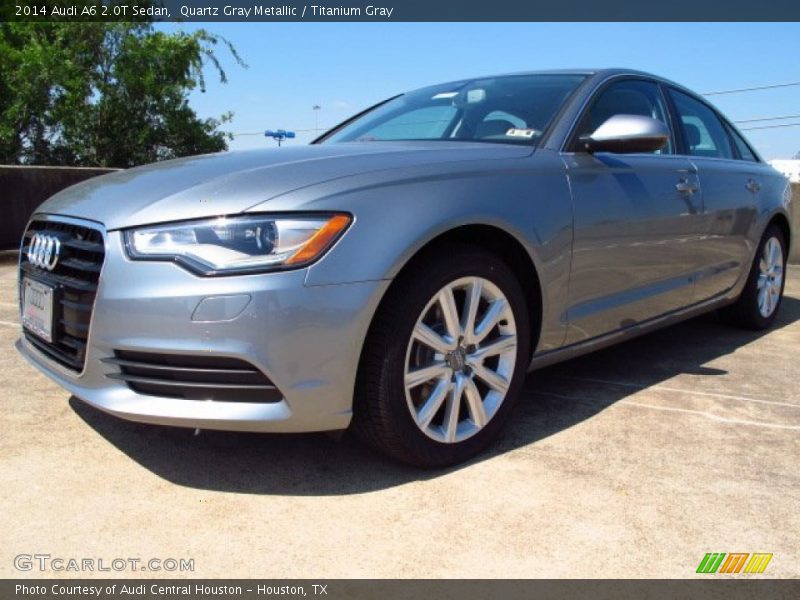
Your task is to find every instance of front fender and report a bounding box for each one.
[283,151,574,352]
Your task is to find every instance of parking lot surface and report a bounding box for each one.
[1,255,798,578]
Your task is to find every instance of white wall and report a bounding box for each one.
[769,160,800,183]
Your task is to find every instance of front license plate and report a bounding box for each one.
[22,278,55,343]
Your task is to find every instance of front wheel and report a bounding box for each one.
[722,224,787,330]
[353,245,531,467]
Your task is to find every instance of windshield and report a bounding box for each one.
[320,74,587,146]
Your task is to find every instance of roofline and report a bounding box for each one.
[404,69,598,94]
[403,68,695,95]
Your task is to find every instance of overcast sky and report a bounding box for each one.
[159,22,800,159]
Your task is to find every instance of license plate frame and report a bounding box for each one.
[21,277,56,343]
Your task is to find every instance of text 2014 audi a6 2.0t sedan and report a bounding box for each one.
[18,69,792,466]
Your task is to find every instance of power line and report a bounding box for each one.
[739,122,800,131]
[703,81,800,96]
[734,114,800,124]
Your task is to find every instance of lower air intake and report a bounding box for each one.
[103,351,282,403]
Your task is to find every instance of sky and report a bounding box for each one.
[158,22,800,159]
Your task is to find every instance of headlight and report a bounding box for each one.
[125,213,351,276]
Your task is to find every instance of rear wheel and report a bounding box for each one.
[721,224,787,330]
[353,245,531,467]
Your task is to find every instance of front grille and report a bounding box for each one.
[20,219,105,371]
[103,350,282,403]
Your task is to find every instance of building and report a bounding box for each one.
[768,159,800,183]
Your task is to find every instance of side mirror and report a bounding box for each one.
[579,114,669,154]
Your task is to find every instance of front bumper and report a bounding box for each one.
[17,228,389,433]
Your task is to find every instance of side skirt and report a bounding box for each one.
[527,293,736,372]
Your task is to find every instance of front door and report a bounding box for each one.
[562,78,704,344]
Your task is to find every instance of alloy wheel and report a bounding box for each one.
[403,276,518,443]
[757,236,784,318]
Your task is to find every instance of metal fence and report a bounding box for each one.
[0,165,118,250]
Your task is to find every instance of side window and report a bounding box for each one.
[668,89,734,159]
[573,79,673,154]
[724,122,759,162]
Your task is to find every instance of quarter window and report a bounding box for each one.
[668,89,734,159]
[573,79,673,154]
[724,122,759,162]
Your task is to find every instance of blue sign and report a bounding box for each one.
[265,130,296,141]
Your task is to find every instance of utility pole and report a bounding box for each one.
[313,105,321,132]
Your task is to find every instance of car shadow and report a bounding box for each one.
[70,295,800,496]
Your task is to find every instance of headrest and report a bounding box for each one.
[683,122,702,148]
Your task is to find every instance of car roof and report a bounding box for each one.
[415,68,686,91]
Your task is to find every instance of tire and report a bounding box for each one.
[352,243,531,467]
[721,224,787,330]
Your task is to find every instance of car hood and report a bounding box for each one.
[36,142,533,230]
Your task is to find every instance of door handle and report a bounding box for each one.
[676,180,698,194]
[745,179,761,193]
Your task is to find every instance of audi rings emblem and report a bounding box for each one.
[27,233,61,271]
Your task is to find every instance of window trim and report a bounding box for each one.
[563,76,677,155]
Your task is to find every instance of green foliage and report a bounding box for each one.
[0,22,245,167]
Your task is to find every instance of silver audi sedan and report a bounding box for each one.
[18,69,792,466]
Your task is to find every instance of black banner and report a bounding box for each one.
[5,0,800,22]
[4,580,800,600]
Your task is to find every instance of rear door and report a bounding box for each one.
[666,88,761,302]
[562,78,705,344]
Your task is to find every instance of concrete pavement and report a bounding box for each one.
[1,255,798,578]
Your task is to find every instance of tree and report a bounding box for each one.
[0,22,245,167]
